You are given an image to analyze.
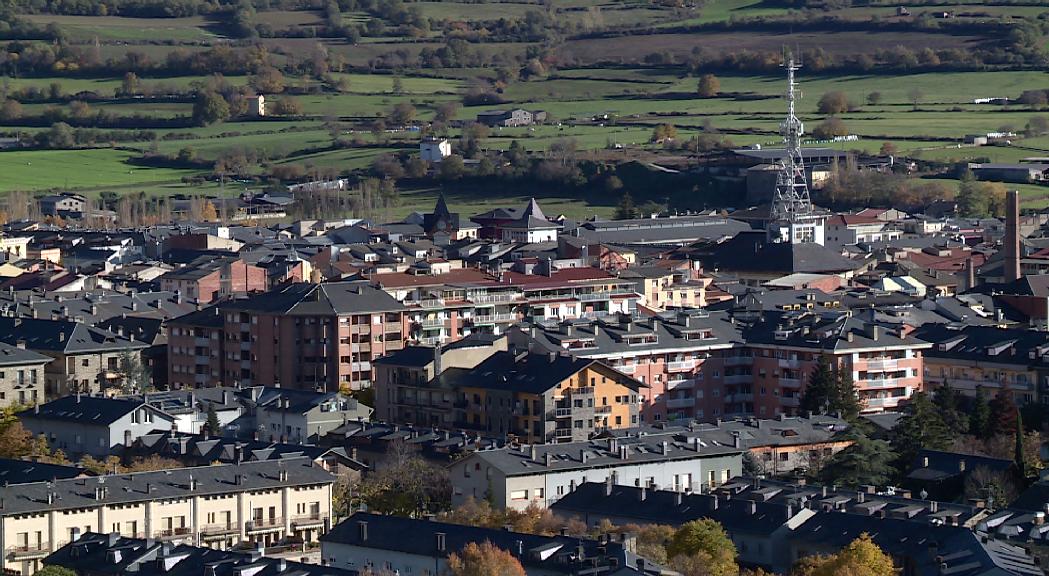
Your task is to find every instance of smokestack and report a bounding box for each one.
[1005,189,1021,282]
[965,258,976,291]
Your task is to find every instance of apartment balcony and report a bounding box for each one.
[778,358,802,369]
[570,386,595,396]
[470,293,520,305]
[724,356,753,366]
[7,542,50,560]
[780,377,802,388]
[194,337,210,347]
[555,407,573,418]
[723,375,751,385]
[417,298,445,309]
[666,378,693,390]
[595,405,613,414]
[200,524,239,538]
[864,377,898,389]
[667,360,697,372]
[864,396,903,409]
[865,358,899,372]
[419,336,443,346]
[617,364,637,374]
[724,393,754,403]
[154,527,193,540]
[666,397,696,409]
[780,396,801,407]
[351,362,371,373]
[936,377,1033,392]
[291,513,329,529]
[418,318,446,328]
[245,517,285,533]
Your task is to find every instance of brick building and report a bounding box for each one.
[158,255,267,304]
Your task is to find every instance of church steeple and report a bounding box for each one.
[433,193,452,218]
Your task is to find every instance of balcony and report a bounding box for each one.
[419,336,443,346]
[470,293,520,305]
[154,527,193,540]
[571,387,595,396]
[778,358,802,369]
[471,315,495,324]
[666,397,696,409]
[200,524,238,538]
[865,358,899,372]
[723,375,751,385]
[246,517,284,533]
[617,364,637,374]
[723,355,753,366]
[780,396,801,407]
[666,378,693,390]
[667,360,697,372]
[555,407,573,418]
[417,298,445,309]
[7,542,49,560]
[291,513,329,528]
[418,318,446,328]
[724,393,754,403]
[864,396,903,408]
[554,429,573,438]
[865,377,898,389]
[595,405,613,414]
[779,377,802,388]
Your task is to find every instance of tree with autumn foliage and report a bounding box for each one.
[792,533,894,576]
[666,519,738,576]
[447,541,526,576]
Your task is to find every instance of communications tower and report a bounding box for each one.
[767,56,825,245]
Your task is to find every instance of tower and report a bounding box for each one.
[768,56,825,245]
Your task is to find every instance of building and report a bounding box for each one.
[157,256,268,305]
[419,137,451,163]
[237,386,373,444]
[0,236,31,263]
[167,282,408,392]
[0,458,333,576]
[824,214,901,248]
[321,512,665,576]
[374,335,646,444]
[475,108,541,127]
[20,395,177,457]
[420,194,479,241]
[970,162,1049,183]
[38,194,87,218]
[904,449,1017,502]
[45,532,356,576]
[619,265,712,311]
[0,458,82,485]
[0,317,149,397]
[0,342,51,407]
[471,198,560,242]
[449,431,743,510]
[247,94,265,116]
[915,323,1049,405]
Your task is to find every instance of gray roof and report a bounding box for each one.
[0,341,51,366]
[220,281,405,315]
[569,215,750,245]
[0,458,332,515]
[0,317,147,354]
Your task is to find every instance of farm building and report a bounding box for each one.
[420,137,452,163]
[475,108,546,127]
[970,162,1049,183]
[247,94,266,116]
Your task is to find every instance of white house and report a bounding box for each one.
[420,138,452,163]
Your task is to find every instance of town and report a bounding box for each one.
[4,1,1049,575]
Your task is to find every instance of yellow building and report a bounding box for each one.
[0,458,334,576]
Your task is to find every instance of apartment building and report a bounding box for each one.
[167,282,407,392]
[0,458,334,576]
[20,395,178,458]
[449,432,743,510]
[157,255,267,304]
[0,342,50,407]
[374,334,646,444]
[619,265,712,311]
[238,386,373,444]
[0,317,149,397]
[915,323,1049,405]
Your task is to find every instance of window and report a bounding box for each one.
[533,488,544,499]
[510,490,528,500]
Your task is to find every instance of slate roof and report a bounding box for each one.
[568,215,750,245]
[0,290,194,323]
[0,341,51,366]
[434,350,646,395]
[907,449,1015,482]
[0,317,147,354]
[0,458,82,484]
[221,282,405,315]
[913,324,1049,368]
[738,310,932,352]
[20,396,153,426]
[0,457,332,515]
[683,231,860,275]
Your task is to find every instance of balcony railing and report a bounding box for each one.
[418,318,446,328]
[723,375,751,385]
[724,393,754,403]
[7,542,49,559]
[200,524,239,537]
[470,293,520,305]
[780,377,802,388]
[571,387,595,395]
[864,396,903,408]
[554,429,573,438]
[723,356,753,366]
[778,358,802,369]
[246,517,284,532]
[780,396,801,407]
[617,364,637,374]
[555,407,573,418]
[291,513,329,528]
[865,377,898,388]
[667,360,697,372]
[865,358,899,371]
[666,397,696,409]
[154,527,192,539]
[666,378,693,390]
[595,405,613,414]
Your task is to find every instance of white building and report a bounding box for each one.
[420,138,452,163]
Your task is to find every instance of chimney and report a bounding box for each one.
[959,459,966,472]
[1005,190,1021,282]
[435,532,446,553]
[358,521,368,542]
[605,476,614,496]
[639,486,647,501]
[675,491,683,506]
[966,258,976,290]
[710,495,719,511]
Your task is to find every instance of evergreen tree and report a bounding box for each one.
[206,403,221,437]
[821,432,896,487]
[614,192,637,220]
[800,355,835,415]
[891,392,951,469]
[933,381,968,434]
[832,368,862,421]
[989,388,1018,436]
[1015,407,1026,476]
[970,387,991,438]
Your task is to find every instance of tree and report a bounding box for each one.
[964,465,1020,510]
[391,76,404,95]
[0,99,22,121]
[1026,115,1049,136]
[793,533,894,576]
[271,97,303,116]
[1015,407,1026,475]
[866,91,883,105]
[117,350,151,394]
[821,432,896,487]
[832,368,861,422]
[801,355,835,415]
[812,116,848,140]
[615,192,637,220]
[971,388,992,438]
[388,102,417,127]
[879,142,898,156]
[206,403,221,437]
[34,567,77,576]
[43,122,75,149]
[817,91,851,115]
[250,66,286,94]
[892,392,952,468]
[120,71,139,97]
[908,87,925,110]
[932,382,968,435]
[192,91,230,126]
[448,541,526,576]
[665,519,737,576]
[989,388,1018,435]
[355,441,451,516]
[697,74,721,97]
[957,178,1005,218]
[435,101,461,124]
[439,155,465,180]
[651,123,678,143]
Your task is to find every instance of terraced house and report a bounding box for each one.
[0,458,334,576]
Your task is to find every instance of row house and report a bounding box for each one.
[373,334,645,444]
[0,458,334,576]
[915,323,1049,405]
[167,282,407,392]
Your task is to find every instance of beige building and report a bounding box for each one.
[0,458,334,576]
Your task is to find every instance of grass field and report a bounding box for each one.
[0,148,198,193]
[21,14,218,42]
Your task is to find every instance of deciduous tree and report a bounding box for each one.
[697,74,720,97]
[817,91,851,114]
[448,541,526,576]
[666,519,738,576]
[793,533,894,576]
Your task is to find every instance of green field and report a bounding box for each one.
[0,149,197,193]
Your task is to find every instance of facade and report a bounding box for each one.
[475,108,536,127]
[470,198,560,242]
[167,282,408,392]
[247,94,265,116]
[0,458,333,576]
[0,342,51,407]
[375,337,646,444]
[419,137,451,163]
[38,194,87,217]
[158,256,268,305]
[824,214,901,247]
[0,236,31,263]
[449,432,743,510]
[619,265,712,311]
[970,162,1049,183]
[240,386,373,444]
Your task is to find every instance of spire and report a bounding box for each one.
[768,56,824,246]
[522,198,546,221]
[433,193,451,218]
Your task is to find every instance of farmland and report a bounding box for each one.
[2,0,1049,218]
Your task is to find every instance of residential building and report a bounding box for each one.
[45,532,355,576]
[824,214,901,247]
[0,236,31,263]
[375,335,646,444]
[471,198,560,242]
[38,194,87,218]
[419,137,452,163]
[0,342,51,407]
[0,317,149,397]
[449,432,743,510]
[20,395,177,457]
[0,458,83,484]
[420,194,479,241]
[620,265,712,311]
[904,449,1018,502]
[475,108,542,127]
[247,94,265,116]
[236,386,373,444]
[915,323,1049,405]
[167,282,407,391]
[321,512,665,576]
[158,256,268,304]
[0,458,333,576]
